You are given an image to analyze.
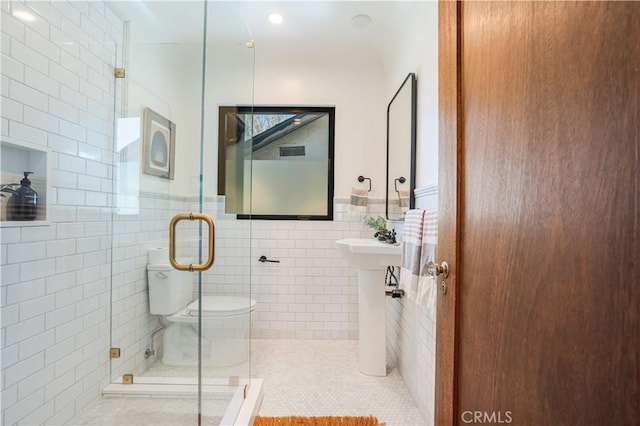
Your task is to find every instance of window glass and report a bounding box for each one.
[218,106,334,220]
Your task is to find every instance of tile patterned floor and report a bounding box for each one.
[71,339,426,425]
[251,340,426,426]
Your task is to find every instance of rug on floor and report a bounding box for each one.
[253,416,382,426]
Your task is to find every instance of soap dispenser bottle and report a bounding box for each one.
[6,172,38,221]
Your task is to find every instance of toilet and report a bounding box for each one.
[147,248,256,367]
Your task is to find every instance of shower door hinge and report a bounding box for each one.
[122,374,134,385]
[114,67,125,78]
[110,348,121,358]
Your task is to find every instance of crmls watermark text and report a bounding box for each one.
[461,411,513,424]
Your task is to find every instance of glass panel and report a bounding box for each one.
[109,0,206,384]
[108,1,254,424]
[201,0,255,419]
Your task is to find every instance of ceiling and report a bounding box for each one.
[106,1,426,54]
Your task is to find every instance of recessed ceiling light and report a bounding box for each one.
[268,12,284,25]
[351,14,372,29]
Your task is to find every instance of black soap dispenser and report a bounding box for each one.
[7,172,38,221]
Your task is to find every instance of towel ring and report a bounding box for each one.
[358,176,372,192]
[394,176,406,193]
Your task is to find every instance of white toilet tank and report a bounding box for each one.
[147,248,193,315]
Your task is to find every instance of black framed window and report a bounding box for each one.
[218,106,335,220]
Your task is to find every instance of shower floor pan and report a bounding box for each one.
[102,377,263,426]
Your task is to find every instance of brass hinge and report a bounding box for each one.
[114,67,125,78]
[110,348,121,358]
[123,374,133,385]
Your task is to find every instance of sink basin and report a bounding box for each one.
[336,238,401,270]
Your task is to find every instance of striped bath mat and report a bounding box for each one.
[254,415,382,425]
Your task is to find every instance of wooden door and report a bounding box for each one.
[436,2,639,425]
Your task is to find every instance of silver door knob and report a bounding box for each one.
[426,261,449,279]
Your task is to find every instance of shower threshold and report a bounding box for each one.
[102,377,263,426]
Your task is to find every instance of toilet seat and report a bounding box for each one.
[187,296,255,317]
[167,295,256,323]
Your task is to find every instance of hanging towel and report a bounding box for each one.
[417,209,438,314]
[348,186,369,217]
[399,209,425,301]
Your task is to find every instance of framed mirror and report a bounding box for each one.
[386,73,417,220]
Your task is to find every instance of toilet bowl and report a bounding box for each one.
[147,248,256,367]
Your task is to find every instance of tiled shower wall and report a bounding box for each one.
[1,1,122,424]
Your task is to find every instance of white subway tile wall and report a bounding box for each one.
[385,189,440,423]
[387,298,436,423]
[242,199,378,340]
[1,1,122,425]
[109,193,187,382]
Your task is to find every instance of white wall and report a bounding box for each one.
[1,1,122,424]
[124,42,204,196]
[203,43,389,200]
[379,1,439,188]
[255,46,389,199]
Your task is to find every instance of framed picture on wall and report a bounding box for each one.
[141,107,175,179]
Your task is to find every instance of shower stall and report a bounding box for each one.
[105,1,258,423]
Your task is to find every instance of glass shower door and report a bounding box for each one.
[108,1,254,424]
[198,1,256,422]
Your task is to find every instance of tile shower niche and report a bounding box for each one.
[1,137,50,226]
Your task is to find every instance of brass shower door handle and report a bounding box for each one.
[169,213,215,272]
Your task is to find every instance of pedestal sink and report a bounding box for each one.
[336,238,401,376]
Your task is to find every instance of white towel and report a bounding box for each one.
[417,209,438,314]
[348,186,368,217]
[399,209,425,301]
